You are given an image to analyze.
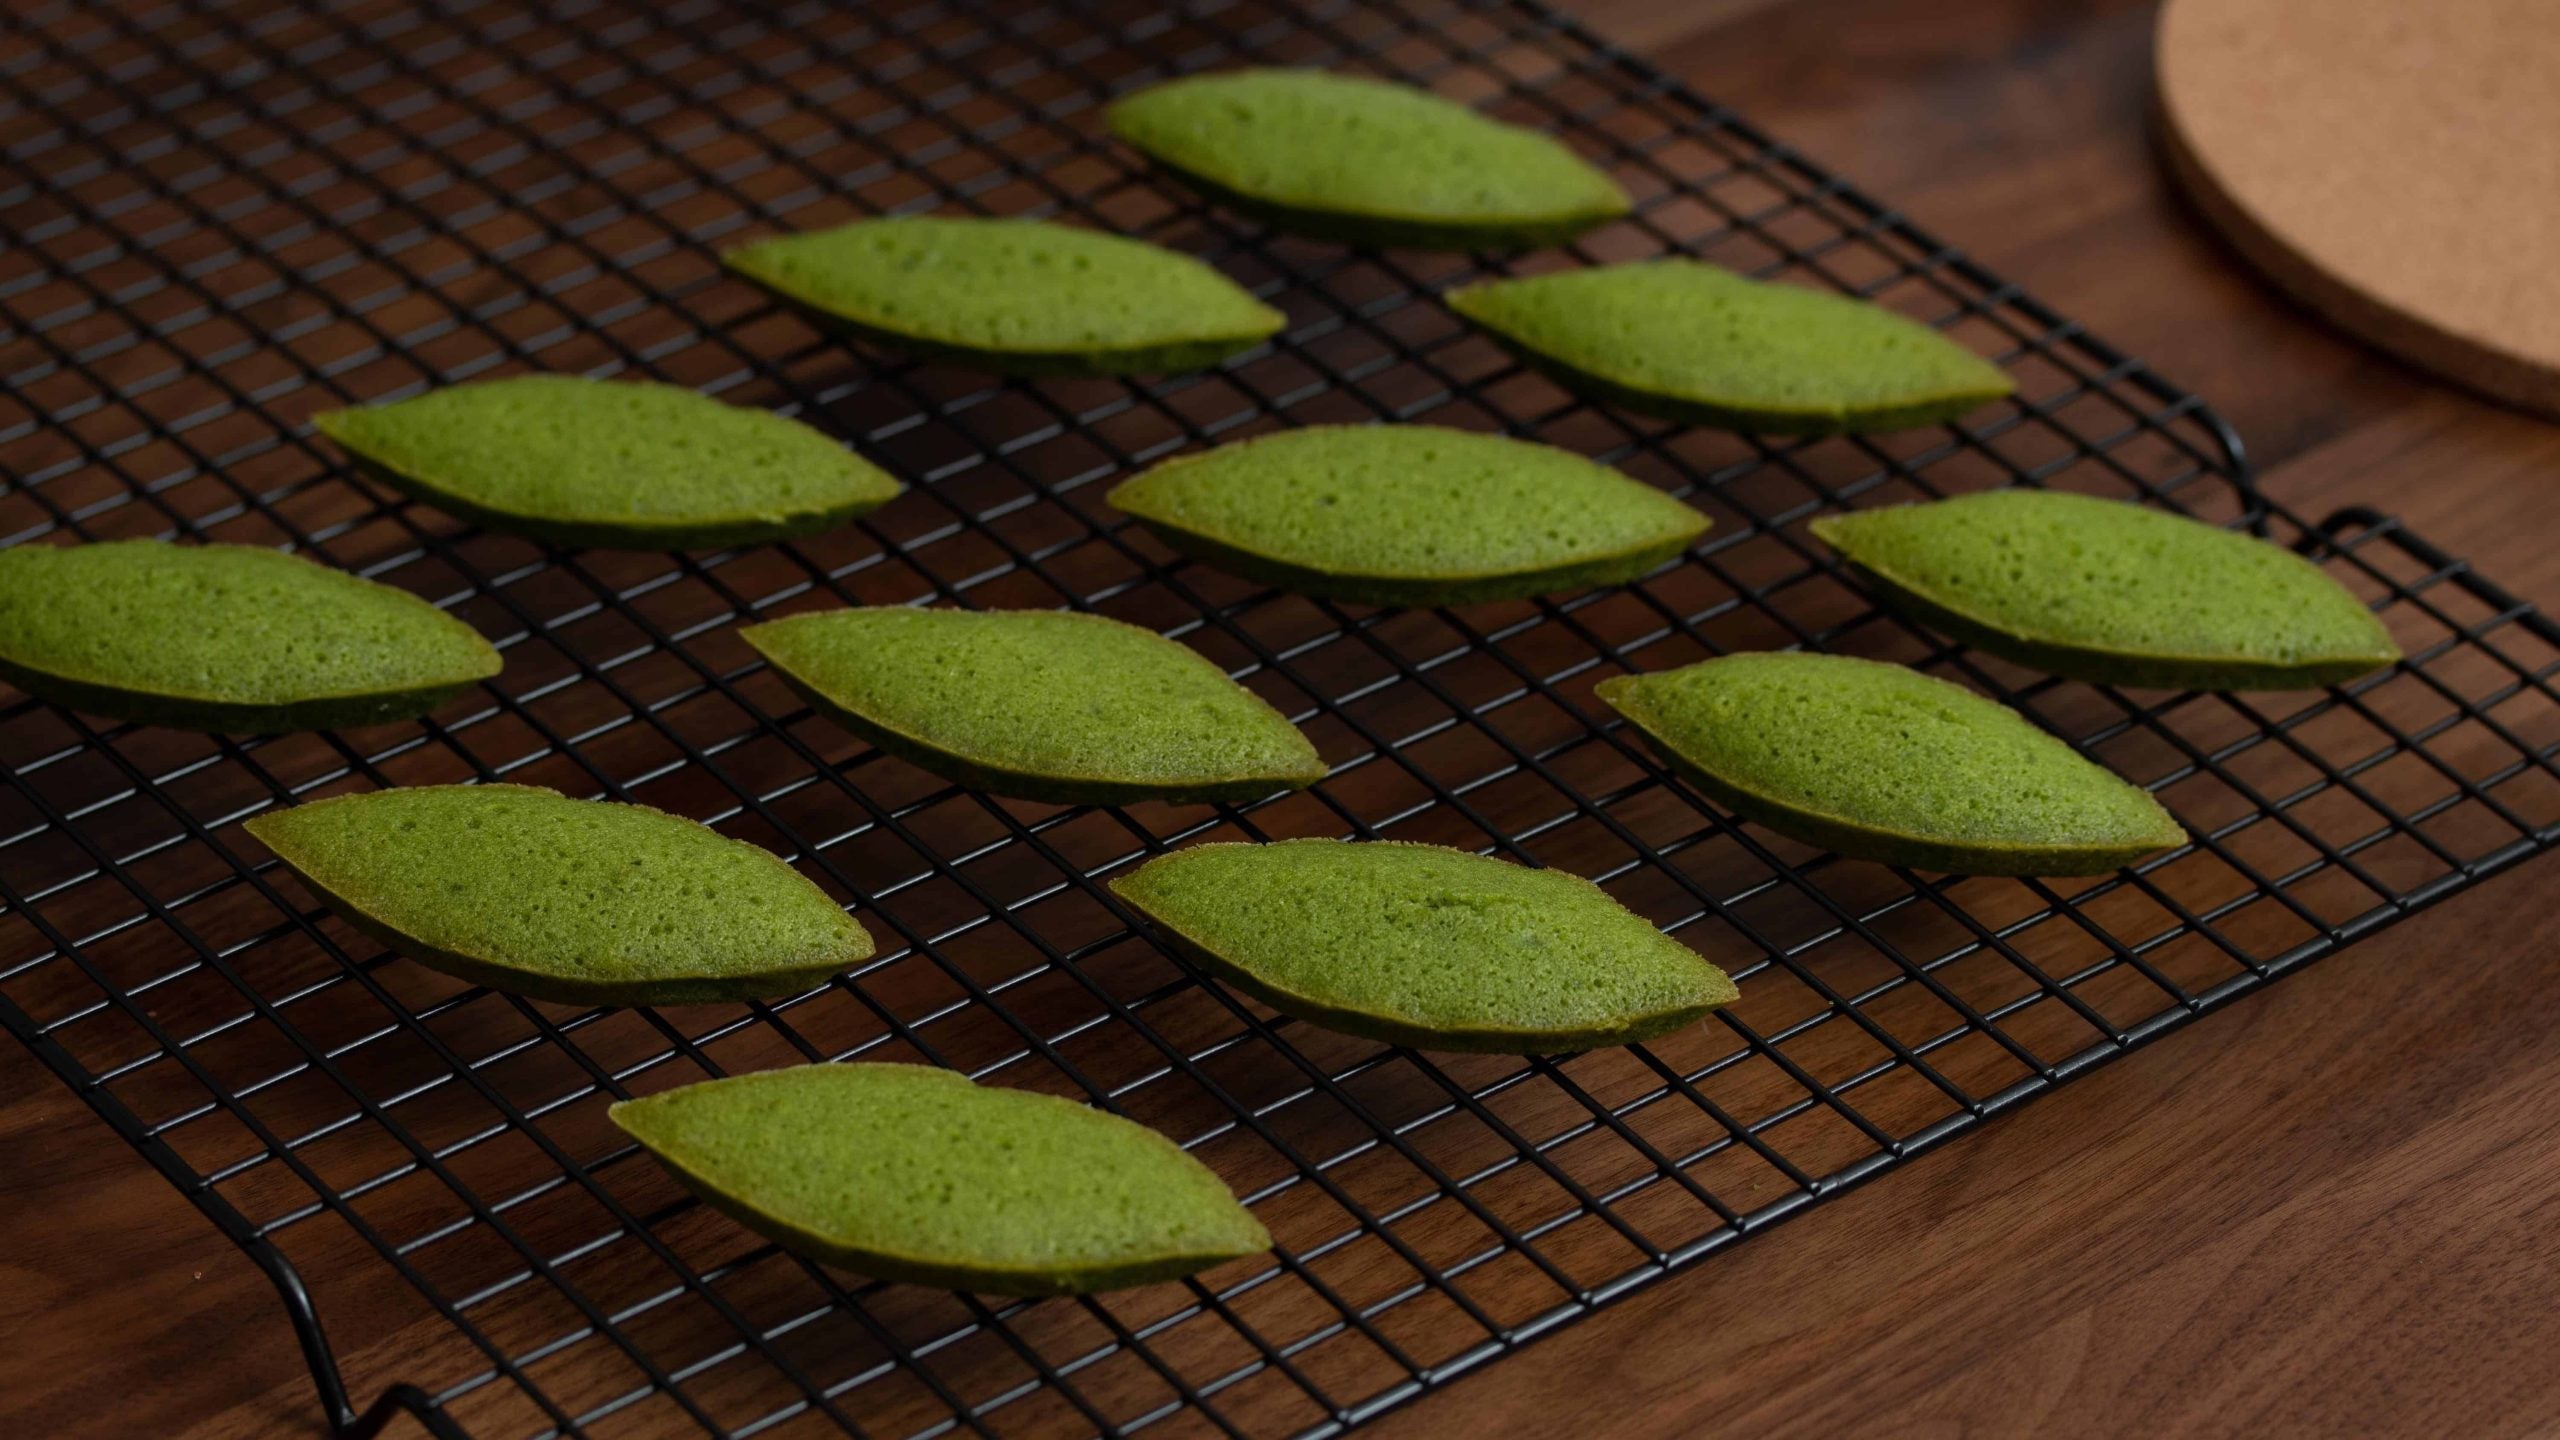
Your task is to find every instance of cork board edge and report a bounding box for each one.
[2151,11,2560,422]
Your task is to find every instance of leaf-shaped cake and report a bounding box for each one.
[1107,69,1631,250]
[1598,652,2184,875]
[741,607,1325,805]
[1447,261,2016,435]
[723,216,1285,376]
[1107,425,1709,606]
[1811,490,2401,690]
[610,1063,1270,1294]
[247,784,871,1004]
[0,540,500,733]
[315,376,902,550]
[1111,839,1737,1052]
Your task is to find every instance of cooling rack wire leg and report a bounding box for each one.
[344,1384,470,1440]
[241,1238,454,1438]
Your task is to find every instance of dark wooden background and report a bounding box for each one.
[10,0,2560,1435]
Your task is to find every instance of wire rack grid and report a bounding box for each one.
[5,0,2559,1436]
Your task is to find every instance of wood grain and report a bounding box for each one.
[6,1,2559,1438]
[1379,0,2560,1431]
[1383,874,2560,1439]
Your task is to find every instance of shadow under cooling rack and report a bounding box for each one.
[4,0,2560,1437]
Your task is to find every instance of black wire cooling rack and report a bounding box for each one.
[7,0,2560,1436]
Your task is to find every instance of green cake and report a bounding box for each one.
[610,1063,1270,1294]
[1811,490,2402,690]
[0,540,500,733]
[314,376,903,550]
[1447,261,2016,434]
[1106,69,1631,250]
[247,784,871,1005]
[723,216,1285,376]
[741,607,1326,805]
[1110,839,1737,1052]
[1597,652,2184,876]
[1106,425,1709,606]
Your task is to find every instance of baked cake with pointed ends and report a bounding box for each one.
[0,540,499,733]
[1599,652,2185,875]
[724,216,1284,376]
[611,1064,1271,1295]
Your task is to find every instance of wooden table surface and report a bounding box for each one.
[9,0,2560,1436]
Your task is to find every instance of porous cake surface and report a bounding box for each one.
[740,607,1326,805]
[246,784,871,1005]
[315,375,902,550]
[1812,489,2401,689]
[609,1063,1271,1295]
[1107,424,1708,606]
[1599,652,2185,875]
[1448,261,2015,434]
[1108,69,1630,249]
[1112,838,1737,1052]
[723,216,1284,375]
[0,540,500,733]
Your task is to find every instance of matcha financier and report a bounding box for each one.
[1107,69,1631,250]
[1108,425,1710,607]
[315,376,902,551]
[741,606,1326,806]
[1811,489,2401,690]
[1111,839,1736,1052]
[0,540,499,733]
[723,215,1284,376]
[1599,651,2185,876]
[248,785,871,1005]
[611,1063,1270,1295]
[1448,261,2016,435]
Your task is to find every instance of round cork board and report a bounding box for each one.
[2156,0,2560,419]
